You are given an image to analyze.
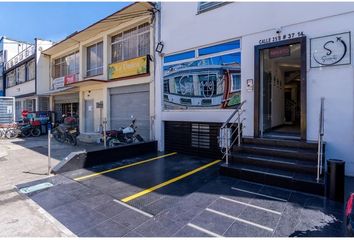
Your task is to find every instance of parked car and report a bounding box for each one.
[346,193,354,236]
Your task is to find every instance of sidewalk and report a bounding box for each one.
[0,136,104,237]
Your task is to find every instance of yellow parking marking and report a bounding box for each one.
[121,159,221,203]
[74,152,177,181]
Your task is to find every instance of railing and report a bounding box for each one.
[218,100,246,165]
[5,45,35,70]
[316,97,325,183]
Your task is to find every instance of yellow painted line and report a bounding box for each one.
[74,152,177,181]
[121,159,221,203]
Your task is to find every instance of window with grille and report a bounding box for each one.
[87,42,103,77]
[111,23,150,63]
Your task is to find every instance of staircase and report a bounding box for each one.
[218,98,326,196]
[220,137,325,195]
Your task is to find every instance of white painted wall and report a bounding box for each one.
[6,80,35,97]
[36,39,53,95]
[156,2,354,176]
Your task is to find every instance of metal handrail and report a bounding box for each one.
[316,97,325,183]
[219,100,246,165]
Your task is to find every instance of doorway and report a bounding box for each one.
[254,37,306,140]
[84,99,94,132]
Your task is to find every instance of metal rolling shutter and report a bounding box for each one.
[110,84,150,141]
[164,121,222,158]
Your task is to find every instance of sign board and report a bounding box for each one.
[108,55,149,80]
[96,101,103,109]
[310,32,351,68]
[64,74,77,85]
[269,46,290,58]
[0,97,15,124]
[52,77,64,90]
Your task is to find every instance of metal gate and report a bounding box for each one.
[0,97,15,123]
[110,84,150,141]
[164,121,221,158]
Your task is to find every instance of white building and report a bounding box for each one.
[0,36,32,97]
[42,2,156,143]
[154,2,354,178]
[4,39,53,120]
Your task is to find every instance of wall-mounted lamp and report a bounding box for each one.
[155,41,164,53]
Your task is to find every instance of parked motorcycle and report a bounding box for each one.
[105,118,144,147]
[17,120,42,137]
[52,115,79,146]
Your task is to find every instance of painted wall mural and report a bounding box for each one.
[163,52,241,110]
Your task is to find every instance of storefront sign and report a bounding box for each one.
[259,32,304,45]
[52,77,64,90]
[310,32,351,68]
[269,46,290,58]
[64,74,77,85]
[108,55,149,80]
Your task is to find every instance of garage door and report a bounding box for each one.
[110,84,150,141]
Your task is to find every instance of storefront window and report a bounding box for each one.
[111,23,150,63]
[87,42,103,77]
[24,99,36,112]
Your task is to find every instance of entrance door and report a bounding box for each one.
[85,99,94,132]
[254,37,306,140]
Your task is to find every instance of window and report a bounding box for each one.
[24,99,35,112]
[87,42,103,77]
[111,23,150,63]
[17,64,26,84]
[164,50,195,64]
[6,70,16,87]
[198,40,240,56]
[27,59,35,81]
[231,74,241,92]
[198,2,227,13]
[199,74,217,97]
[52,51,79,79]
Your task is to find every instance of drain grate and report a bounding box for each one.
[19,182,53,194]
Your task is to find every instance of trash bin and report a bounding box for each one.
[326,159,345,202]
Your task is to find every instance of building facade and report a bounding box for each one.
[0,37,32,97]
[4,39,52,120]
[42,2,156,143]
[154,2,354,176]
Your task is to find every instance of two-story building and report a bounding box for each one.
[0,36,32,97]
[42,2,156,143]
[154,2,354,181]
[4,39,52,121]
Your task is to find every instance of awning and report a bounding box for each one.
[65,79,108,87]
[42,2,155,56]
[37,86,78,96]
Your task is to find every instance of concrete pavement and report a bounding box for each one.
[0,136,104,237]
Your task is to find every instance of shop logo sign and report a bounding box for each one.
[310,32,351,68]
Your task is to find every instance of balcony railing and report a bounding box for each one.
[5,45,35,70]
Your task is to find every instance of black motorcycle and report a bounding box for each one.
[105,118,144,147]
[52,116,79,146]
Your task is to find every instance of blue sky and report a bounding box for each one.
[0,2,131,43]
